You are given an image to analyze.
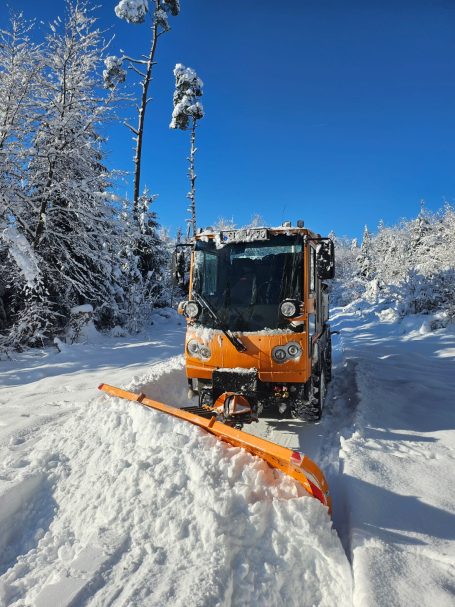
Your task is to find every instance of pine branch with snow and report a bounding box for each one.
[103,55,126,89]
[115,0,150,24]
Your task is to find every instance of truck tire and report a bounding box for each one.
[309,364,325,421]
[291,362,326,422]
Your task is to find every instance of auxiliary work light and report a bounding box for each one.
[279,299,300,318]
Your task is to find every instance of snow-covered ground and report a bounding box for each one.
[0,305,454,606]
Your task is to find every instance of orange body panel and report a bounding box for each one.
[185,328,309,383]
[98,383,331,512]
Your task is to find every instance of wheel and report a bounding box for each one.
[290,363,326,422]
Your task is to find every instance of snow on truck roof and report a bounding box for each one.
[194,226,321,244]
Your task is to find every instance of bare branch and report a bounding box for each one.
[127,64,147,78]
[124,121,139,135]
[122,55,147,65]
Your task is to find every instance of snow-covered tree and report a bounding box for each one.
[334,204,455,322]
[0,2,123,349]
[107,0,181,224]
[102,0,182,317]
[0,13,40,179]
[212,217,236,231]
[329,234,363,306]
[0,13,48,349]
[0,14,42,330]
[116,191,169,331]
[248,213,267,228]
[170,63,204,238]
[357,225,374,280]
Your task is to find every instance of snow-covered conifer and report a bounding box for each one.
[116,192,168,332]
[357,225,374,280]
[15,3,122,339]
[170,64,204,130]
[170,63,204,237]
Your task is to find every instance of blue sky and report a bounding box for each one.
[3,0,455,239]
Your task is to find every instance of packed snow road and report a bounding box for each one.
[0,304,454,606]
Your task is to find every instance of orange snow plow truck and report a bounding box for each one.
[177,221,335,426]
[99,221,334,511]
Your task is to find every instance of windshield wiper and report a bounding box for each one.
[192,292,247,352]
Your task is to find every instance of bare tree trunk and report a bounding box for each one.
[186,117,197,238]
[132,3,160,226]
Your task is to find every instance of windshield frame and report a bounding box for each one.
[191,234,304,332]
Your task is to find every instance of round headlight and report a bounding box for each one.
[287,342,302,358]
[199,345,211,360]
[185,301,200,319]
[280,299,299,318]
[187,339,200,356]
[272,347,287,363]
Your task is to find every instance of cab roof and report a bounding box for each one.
[194,225,321,244]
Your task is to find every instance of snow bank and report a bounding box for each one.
[0,351,351,607]
[331,302,455,607]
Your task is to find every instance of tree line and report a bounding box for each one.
[0,1,204,352]
[330,203,455,323]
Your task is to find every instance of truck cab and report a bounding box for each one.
[176,222,335,426]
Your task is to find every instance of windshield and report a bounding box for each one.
[192,235,303,331]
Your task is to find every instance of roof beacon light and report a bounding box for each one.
[297,219,304,228]
[282,221,292,228]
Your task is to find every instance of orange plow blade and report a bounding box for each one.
[98,383,331,513]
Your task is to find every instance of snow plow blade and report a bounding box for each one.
[98,383,331,513]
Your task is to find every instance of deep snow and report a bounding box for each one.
[0,305,454,606]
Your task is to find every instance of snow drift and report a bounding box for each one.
[0,358,351,607]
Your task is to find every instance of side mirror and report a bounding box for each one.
[316,239,335,280]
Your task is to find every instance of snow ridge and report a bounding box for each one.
[0,344,351,606]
